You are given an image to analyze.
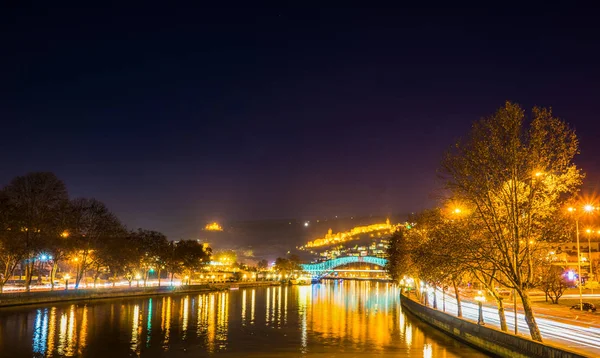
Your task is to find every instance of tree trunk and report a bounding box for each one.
[452,278,462,317]
[495,296,508,332]
[112,272,117,287]
[144,270,148,287]
[170,272,174,286]
[50,262,59,291]
[432,288,437,309]
[518,289,543,342]
[25,260,35,292]
[157,268,162,287]
[93,267,101,288]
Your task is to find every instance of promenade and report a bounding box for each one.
[0,281,272,308]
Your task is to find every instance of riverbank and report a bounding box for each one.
[400,293,588,358]
[0,281,273,308]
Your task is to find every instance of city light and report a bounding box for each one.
[584,204,595,212]
[301,218,394,249]
[204,222,223,231]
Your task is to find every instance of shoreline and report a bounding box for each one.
[0,281,273,308]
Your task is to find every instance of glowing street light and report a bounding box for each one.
[584,204,596,213]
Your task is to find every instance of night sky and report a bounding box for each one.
[2,4,600,242]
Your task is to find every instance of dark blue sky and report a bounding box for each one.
[2,4,600,240]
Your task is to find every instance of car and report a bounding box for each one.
[570,303,597,312]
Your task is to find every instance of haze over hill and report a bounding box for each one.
[197,214,408,262]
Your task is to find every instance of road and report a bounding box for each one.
[433,292,600,356]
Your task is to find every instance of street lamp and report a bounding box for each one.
[586,228,595,280]
[474,291,486,325]
[135,274,141,287]
[568,204,597,311]
[64,274,70,290]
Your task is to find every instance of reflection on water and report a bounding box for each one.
[0,282,486,357]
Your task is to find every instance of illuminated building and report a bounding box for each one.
[204,222,223,232]
[300,218,396,249]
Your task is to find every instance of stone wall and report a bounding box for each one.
[400,293,587,358]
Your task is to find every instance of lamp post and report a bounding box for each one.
[64,274,70,290]
[135,274,141,288]
[586,229,594,281]
[474,291,486,325]
[568,204,596,311]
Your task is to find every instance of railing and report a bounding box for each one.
[301,256,387,277]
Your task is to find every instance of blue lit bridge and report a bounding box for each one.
[301,256,388,279]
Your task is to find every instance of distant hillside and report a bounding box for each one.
[196,214,407,262]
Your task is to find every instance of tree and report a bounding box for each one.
[257,259,269,270]
[441,102,583,341]
[538,265,569,304]
[70,198,124,288]
[274,255,302,276]
[174,240,211,284]
[2,172,69,292]
[130,229,169,286]
[97,234,137,287]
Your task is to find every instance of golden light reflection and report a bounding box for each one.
[241,289,247,325]
[182,296,190,340]
[304,282,401,352]
[277,286,282,327]
[47,307,57,355]
[57,312,68,355]
[284,286,288,324]
[207,293,215,352]
[67,305,76,354]
[251,289,256,325]
[271,286,276,324]
[266,287,270,324]
[78,305,88,355]
[162,297,172,347]
[130,304,141,355]
[423,343,433,358]
[216,292,229,349]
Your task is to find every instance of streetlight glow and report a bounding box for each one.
[584,204,595,212]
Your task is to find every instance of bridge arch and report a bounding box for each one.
[301,256,387,277]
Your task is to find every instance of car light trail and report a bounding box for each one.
[425,291,600,355]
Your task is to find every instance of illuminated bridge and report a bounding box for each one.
[301,256,388,278]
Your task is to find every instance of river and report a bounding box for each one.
[0,281,487,357]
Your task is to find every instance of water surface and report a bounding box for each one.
[0,281,486,357]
